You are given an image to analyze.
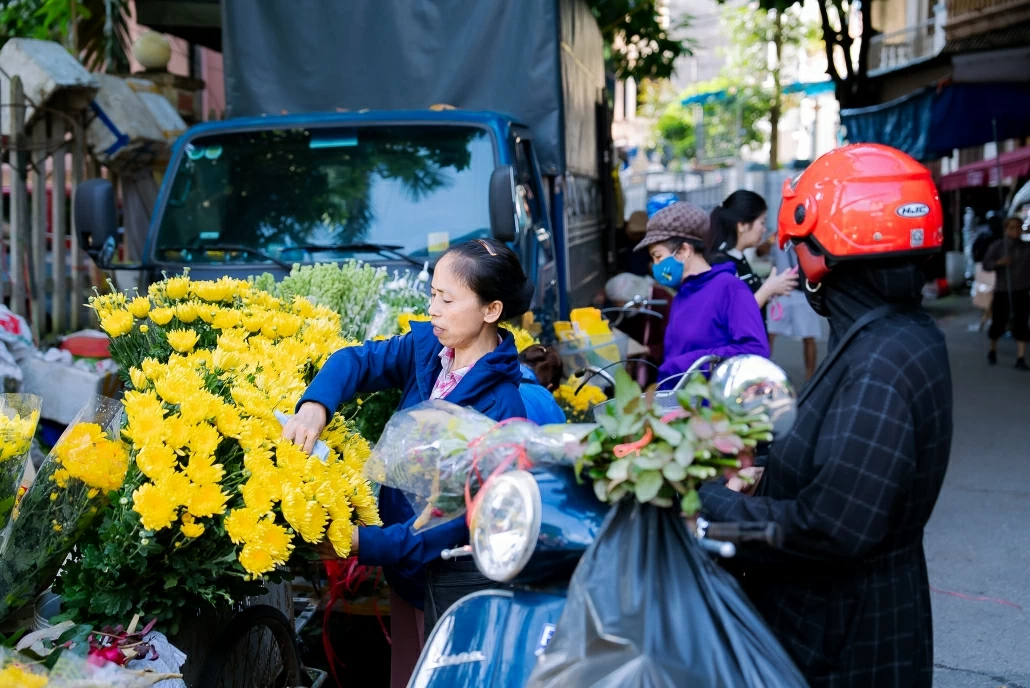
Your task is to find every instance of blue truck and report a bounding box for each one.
[77,0,616,323]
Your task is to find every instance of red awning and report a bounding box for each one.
[940,146,1030,192]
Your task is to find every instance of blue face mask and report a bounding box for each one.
[652,254,684,288]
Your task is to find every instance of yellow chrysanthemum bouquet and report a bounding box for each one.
[0,394,41,531]
[55,274,380,633]
[0,396,127,621]
[553,377,608,423]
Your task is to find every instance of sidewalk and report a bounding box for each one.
[772,296,1030,687]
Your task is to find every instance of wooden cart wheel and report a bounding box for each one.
[198,604,305,688]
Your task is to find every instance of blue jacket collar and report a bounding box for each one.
[408,321,523,402]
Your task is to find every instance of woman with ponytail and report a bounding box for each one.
[707,190,798,312]
[285,238,533,686]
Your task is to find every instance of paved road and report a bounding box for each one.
[769,297,1029,688]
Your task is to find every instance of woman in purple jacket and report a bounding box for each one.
[634,201,769,384]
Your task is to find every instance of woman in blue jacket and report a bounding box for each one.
[283,239,533,686]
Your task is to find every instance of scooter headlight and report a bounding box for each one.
[470,470,542,582]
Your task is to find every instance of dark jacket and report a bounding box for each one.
[983,237,1030,292]
[299,321,526,608]
[699,263,953,688]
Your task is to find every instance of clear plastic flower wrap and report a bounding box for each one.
[364,400,595,532]
[0,395,127,622]
[0,393,41,531]
[0,645,179,687]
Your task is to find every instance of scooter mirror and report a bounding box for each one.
[708,355,797,439]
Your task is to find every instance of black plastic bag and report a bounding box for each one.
[527,501,809,688]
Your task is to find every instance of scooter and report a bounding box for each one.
[407,356,796,688]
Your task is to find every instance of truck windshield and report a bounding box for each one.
[154,125,495,265]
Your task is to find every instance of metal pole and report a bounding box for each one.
[30,120,48,341]
[70,116,85,331]
[52,117,67,333]
[8,77,28,319]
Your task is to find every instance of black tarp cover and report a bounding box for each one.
[221,0,605,176]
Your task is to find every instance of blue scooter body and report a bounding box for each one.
[410,588,567,688]
[409,466,606,688]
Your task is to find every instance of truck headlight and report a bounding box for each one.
[470,470,542,582]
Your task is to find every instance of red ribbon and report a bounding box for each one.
[463,418,535,526]
[323,557,390,688]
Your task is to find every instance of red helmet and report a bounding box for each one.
[778,143,943,284]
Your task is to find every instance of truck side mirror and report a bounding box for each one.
[75,179,119,268]
[490,165,528,243]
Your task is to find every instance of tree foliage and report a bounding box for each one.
[587,0,693,82]
[721,2,815,167]
[0,0,131,73]
[730,0,878,109]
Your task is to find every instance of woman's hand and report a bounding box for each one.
[765,266,799,296]
[283,402,328,455]
[755,267,799,307]
[726,467,764,495]
[315,528,359,560]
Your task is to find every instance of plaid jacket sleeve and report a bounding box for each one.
[699,370,916,564]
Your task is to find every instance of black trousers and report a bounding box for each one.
[989,288,1030,342]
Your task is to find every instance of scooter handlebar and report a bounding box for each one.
[703,522,784,549]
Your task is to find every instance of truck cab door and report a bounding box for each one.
[511,131,559,334]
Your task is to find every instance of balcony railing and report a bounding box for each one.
[868,18,943,73]
[948,0,1022,14]
[946,0,1030,41]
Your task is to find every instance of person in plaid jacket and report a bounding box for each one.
[700,144,953,688]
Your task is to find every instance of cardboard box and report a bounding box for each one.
[18,357,122,426]
[972,264,995,312]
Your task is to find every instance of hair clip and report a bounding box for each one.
[477,239,498,256]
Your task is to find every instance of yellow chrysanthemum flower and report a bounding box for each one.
[188,482,229,518]
[327,518,354,558]
[184,453,225,486]
[0,663,48,687]
[165,276,192,300]
[100,310,134,338]
[197,303,220,324]
[175,301,199,323]
[128,296,152,318]
[132,482,179,531]
[54,423,128,492]
[224,506,264,544]
[554,379,608,413]
[500,322,538,353]
[128,367,149,390]
[212,309,242,330]
[159,471,193,507]
[239,543,276,576]
[242,477,277,511]
[149,307,175,326]
[163,415,193,452]
[241,311,267,333]
[166,329,200,353]
[0,410,38,462]
[397,312,431,334]
[135,443,178,481]
[180,513,205,538]
[186,422,221,459]
[193,277,236,302]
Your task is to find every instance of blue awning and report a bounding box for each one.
[841,82,1030,161]
[840,88,935,159]
[782,80,835,96]
[681,90,729,106]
